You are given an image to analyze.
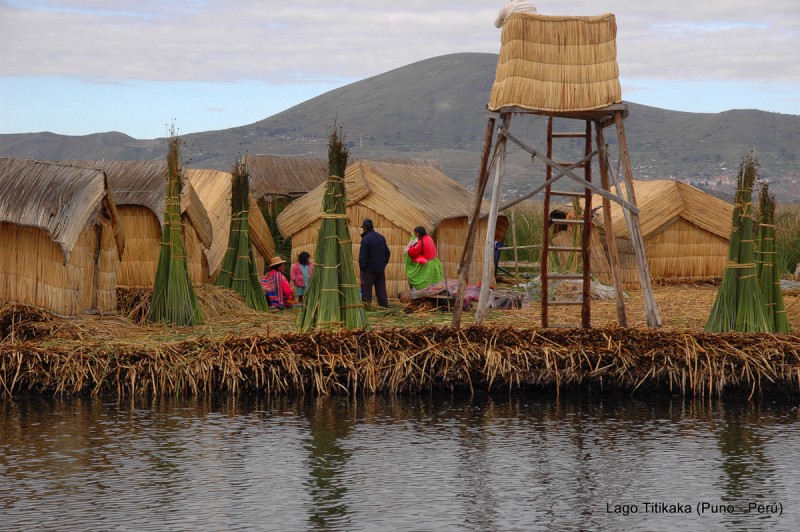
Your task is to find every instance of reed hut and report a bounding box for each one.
[244,155,329,213]
[68,160,213,287]
[0,158,124,316]
[555,180,734,288]
[186,168,275,281]
[277,159,508,298]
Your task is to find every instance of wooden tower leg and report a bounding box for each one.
[453,116,497,327]
[595,122,628,326]
[476,115,511,324]
[614,112,662,328]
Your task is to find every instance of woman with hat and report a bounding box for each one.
[261,255,297,309]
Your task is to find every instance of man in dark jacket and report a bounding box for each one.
[358,218,391,308]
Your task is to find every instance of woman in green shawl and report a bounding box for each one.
[404,226,444,290]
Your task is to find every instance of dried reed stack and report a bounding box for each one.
[298,128,367,331]
[146,133,203,326]
[705,153,769,332]
[757,185,791,333]
[4,325,800,398]
[214,163,269,311]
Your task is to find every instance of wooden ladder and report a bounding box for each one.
[541,117,593,328]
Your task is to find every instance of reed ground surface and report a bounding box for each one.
[3,282,797,347]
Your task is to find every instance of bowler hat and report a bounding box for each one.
[269,256,287,268]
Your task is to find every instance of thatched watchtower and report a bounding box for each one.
[0,158,124,316]
[455,12,661,328]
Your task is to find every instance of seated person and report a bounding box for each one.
[261,256,298,309]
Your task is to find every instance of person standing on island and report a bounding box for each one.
[290,251,313,302]
[404,226,444,290]
[358,218,391,308]
[495,0,537,28]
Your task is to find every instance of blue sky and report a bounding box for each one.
[1,0,798,139]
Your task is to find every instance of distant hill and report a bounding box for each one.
[2,53,798,201]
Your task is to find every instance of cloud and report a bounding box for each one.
[1,0,798,86]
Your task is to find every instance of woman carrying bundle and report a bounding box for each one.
[404,226,444,290]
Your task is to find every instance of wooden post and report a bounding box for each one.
[614,112,662,327]
[580,120,592,328]
[452,116,497,327]
[511,209,519,280]
[594,121,628,326]
[475,118,510,324]
[541,117,553,327]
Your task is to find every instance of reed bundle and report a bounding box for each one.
[757,185,791,333]
[3,325,800,399]
[706,154,769,332]
[214,163,269,311]
[146,132,203,326]
[298,128,367,331]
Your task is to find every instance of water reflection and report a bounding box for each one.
[1,393,799,531]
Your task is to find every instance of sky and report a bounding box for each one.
[1,0,799,139]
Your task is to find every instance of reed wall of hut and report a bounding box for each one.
[0,158,123,316]
[553,180,733,288]
[277,160,508,299]
[66,160,213,287]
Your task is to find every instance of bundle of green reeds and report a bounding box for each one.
[757,185,791,332]
[214,162,269,311]
[705,153,769,332]
[298,128,367,331]
[146,131,203,326]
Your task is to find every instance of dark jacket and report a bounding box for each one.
[359,228,391,274]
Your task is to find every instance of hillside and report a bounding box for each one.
[1,53,798,200]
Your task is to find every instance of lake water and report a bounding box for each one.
[1,392,799,531]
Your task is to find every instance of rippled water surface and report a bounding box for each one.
[2,393,799,531]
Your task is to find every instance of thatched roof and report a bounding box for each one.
[277,159,490,238]
[66,160,213,249]
[0,157,124,262]
[488,13,622,112]
[186,168,275,274]
[243,155,329,199]
[595,180,734,239]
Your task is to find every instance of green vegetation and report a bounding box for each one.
[214,162,269,311]
[756,185,790,332]
[775,203,800,276]
[706,154,769,333]
[146,128,203,326]
[499,201,544,266]
[297,128,367,331]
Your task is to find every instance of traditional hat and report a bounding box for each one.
[269,255,287,267]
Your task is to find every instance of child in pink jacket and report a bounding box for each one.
[290,251,313,302]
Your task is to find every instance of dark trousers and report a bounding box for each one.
[361,270,389,308]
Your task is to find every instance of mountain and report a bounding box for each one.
[2,53,799,201]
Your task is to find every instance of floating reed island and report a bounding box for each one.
[1,285,799,399]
